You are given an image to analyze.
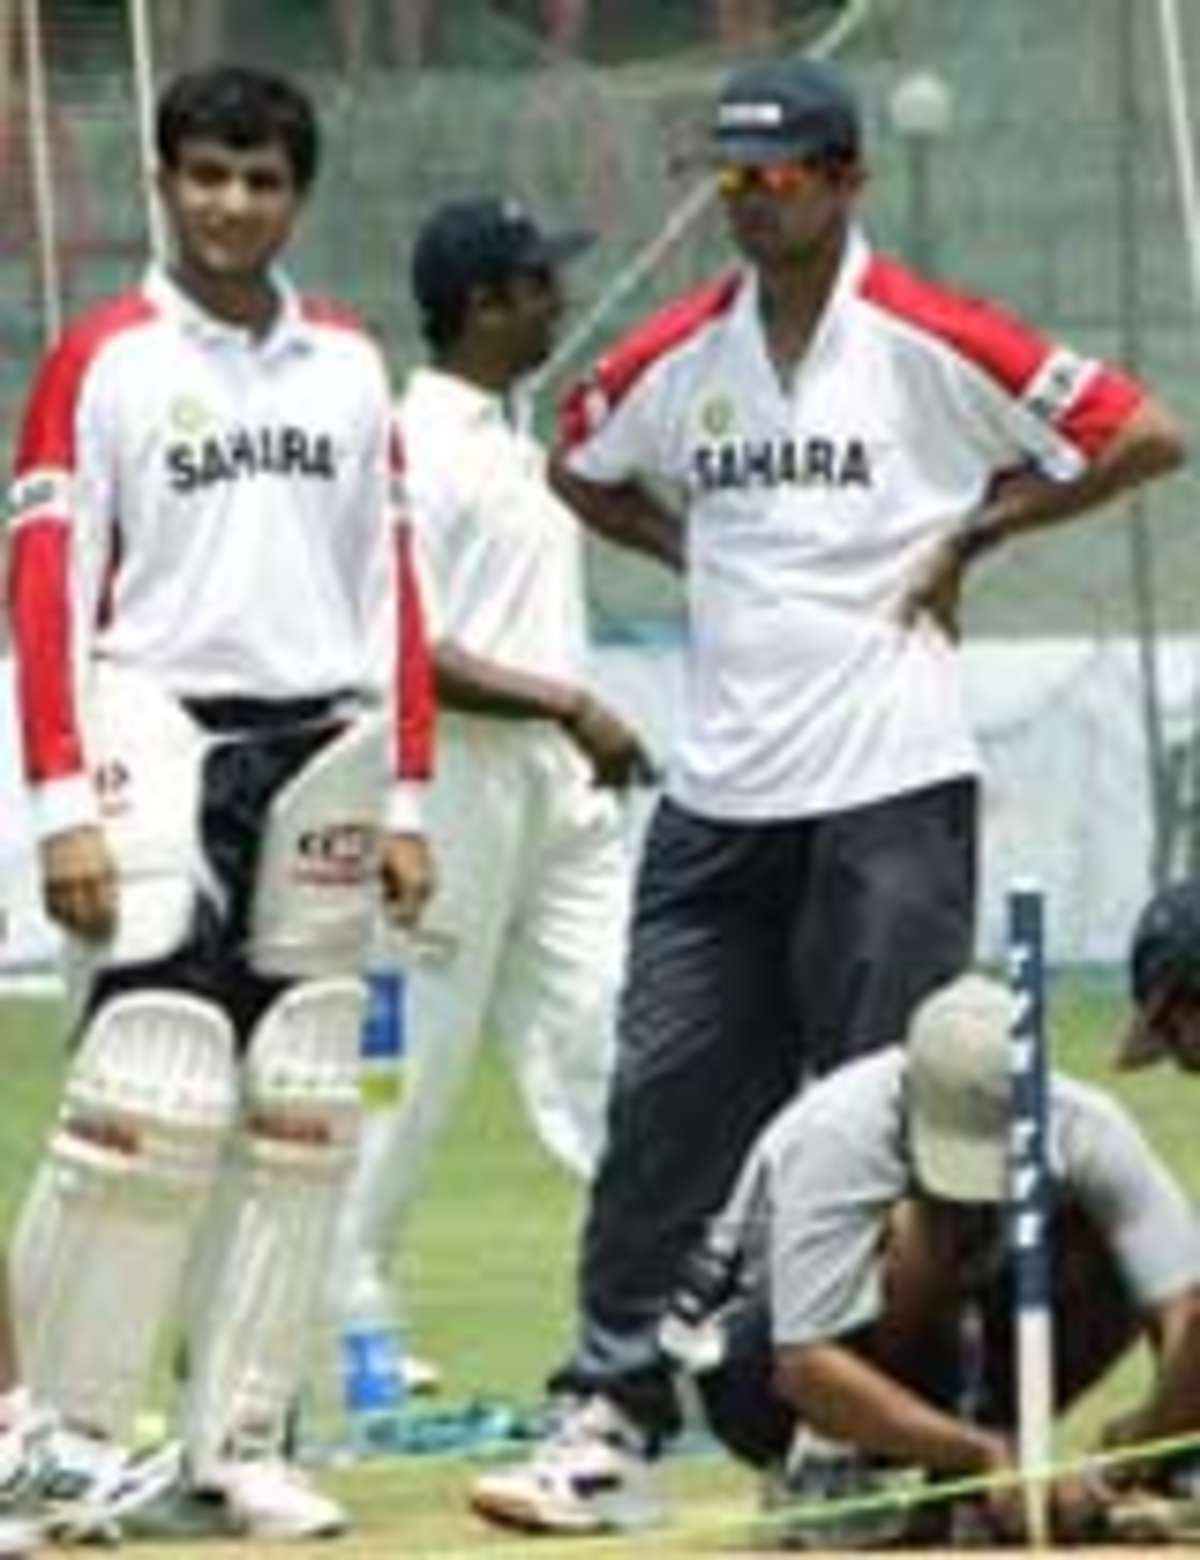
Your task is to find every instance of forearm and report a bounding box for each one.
[958,396,1186,565]
[1121,1294,1200,1444]
[777,1342,1003,1476]
[434,642,583,725]
[549,460,684,570]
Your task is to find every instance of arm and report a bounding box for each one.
[779,1340,1108,1540]
[435,641,654,788]
[377,422,435,928]
[901,390,1187,635]
[548,456,685,572]
[776,1339,1006,1477]
[1102,1288,1200,1459]
[9,332,120,940]
[953,393,1184,561]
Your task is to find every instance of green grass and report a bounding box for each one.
[1,971,1198,1554]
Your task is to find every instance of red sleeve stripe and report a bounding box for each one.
[9,292,154,789]
[861,256,1144,456]
[393,522,434,783]
[9,524,84,781]
[860,256,1047,396]
[15,292,156,472]
[1056,365,1144,458]
[557,270,743,451]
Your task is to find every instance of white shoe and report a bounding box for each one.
[469,1396,664,1535]
[40,1427,183,1542]
[0,1412,181,1544]
[203,1457,348,1540]
[0,1514,38,1557]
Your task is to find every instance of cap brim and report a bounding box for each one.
[712,133,824,165]
[912,1126,1007,1205]
[527,228,595,268]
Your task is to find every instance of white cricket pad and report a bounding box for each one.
[66,664,211,1011]
[248,712,388,979]
[182,978,365,1476]
[12,992,237,1439]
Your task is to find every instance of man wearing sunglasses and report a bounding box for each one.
[469,55,1187,1536]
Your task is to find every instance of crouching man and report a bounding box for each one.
[673,973,1200,1546]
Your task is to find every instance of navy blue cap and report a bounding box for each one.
[713,57,861,165]
[411,197,593,315]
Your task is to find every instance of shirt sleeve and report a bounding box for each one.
[395,401,460,645]
[359,380,434,832]
[384,421,434,830]
[769,1122,893,1348]
[7,333,119,839]
[934,303,1144,481]
[557,361,665,487]
[1063,1084,1200,1307]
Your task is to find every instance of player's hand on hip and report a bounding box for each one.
[380,830,435,929]
[896,533,967,640]
[563,693,658,789]
[40,823,118,941]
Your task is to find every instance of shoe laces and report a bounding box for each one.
[538,1398,641,1469]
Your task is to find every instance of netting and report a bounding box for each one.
[1,0,1197,633]
[2,0,1200,955]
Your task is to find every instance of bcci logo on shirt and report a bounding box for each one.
[699,394,736,438]
[294,823,377,888]
[169,395,212,435]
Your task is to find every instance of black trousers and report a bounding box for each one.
[551,779,978,1442]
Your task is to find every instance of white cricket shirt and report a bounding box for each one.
[7,267,432,838]
[560,229,1144,821]
[400,366,588,682]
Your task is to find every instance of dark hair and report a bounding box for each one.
[156,65,320,192]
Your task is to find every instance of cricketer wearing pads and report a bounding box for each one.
[683,975,1200,1547]
[5,65,433,1543]
[332,199,651,1367]
[470,55,1186,1537]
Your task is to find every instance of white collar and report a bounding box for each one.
[143,264,314,357]
[406,364,509,427]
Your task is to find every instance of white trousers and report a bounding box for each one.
[334,715,632,1290]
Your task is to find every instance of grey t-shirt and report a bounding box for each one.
[737,1047,1200,1348]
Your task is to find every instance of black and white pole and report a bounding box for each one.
[1007,880,1053,1547]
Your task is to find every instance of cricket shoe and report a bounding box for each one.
[469,1395,664,1535]
[0,1514,37,1557]
[0,1408,183,1544]
[39,1426,183,1543]
[198,1456,349,1540]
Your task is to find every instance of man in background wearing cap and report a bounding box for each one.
[331,198,653,1366]
[682,973,1200,1545]
[470,52,1186,1536]
[1120,880,1200,1074]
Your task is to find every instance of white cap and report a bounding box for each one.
[906,973,1020,1203]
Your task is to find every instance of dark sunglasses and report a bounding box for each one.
[715,161,819,199]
